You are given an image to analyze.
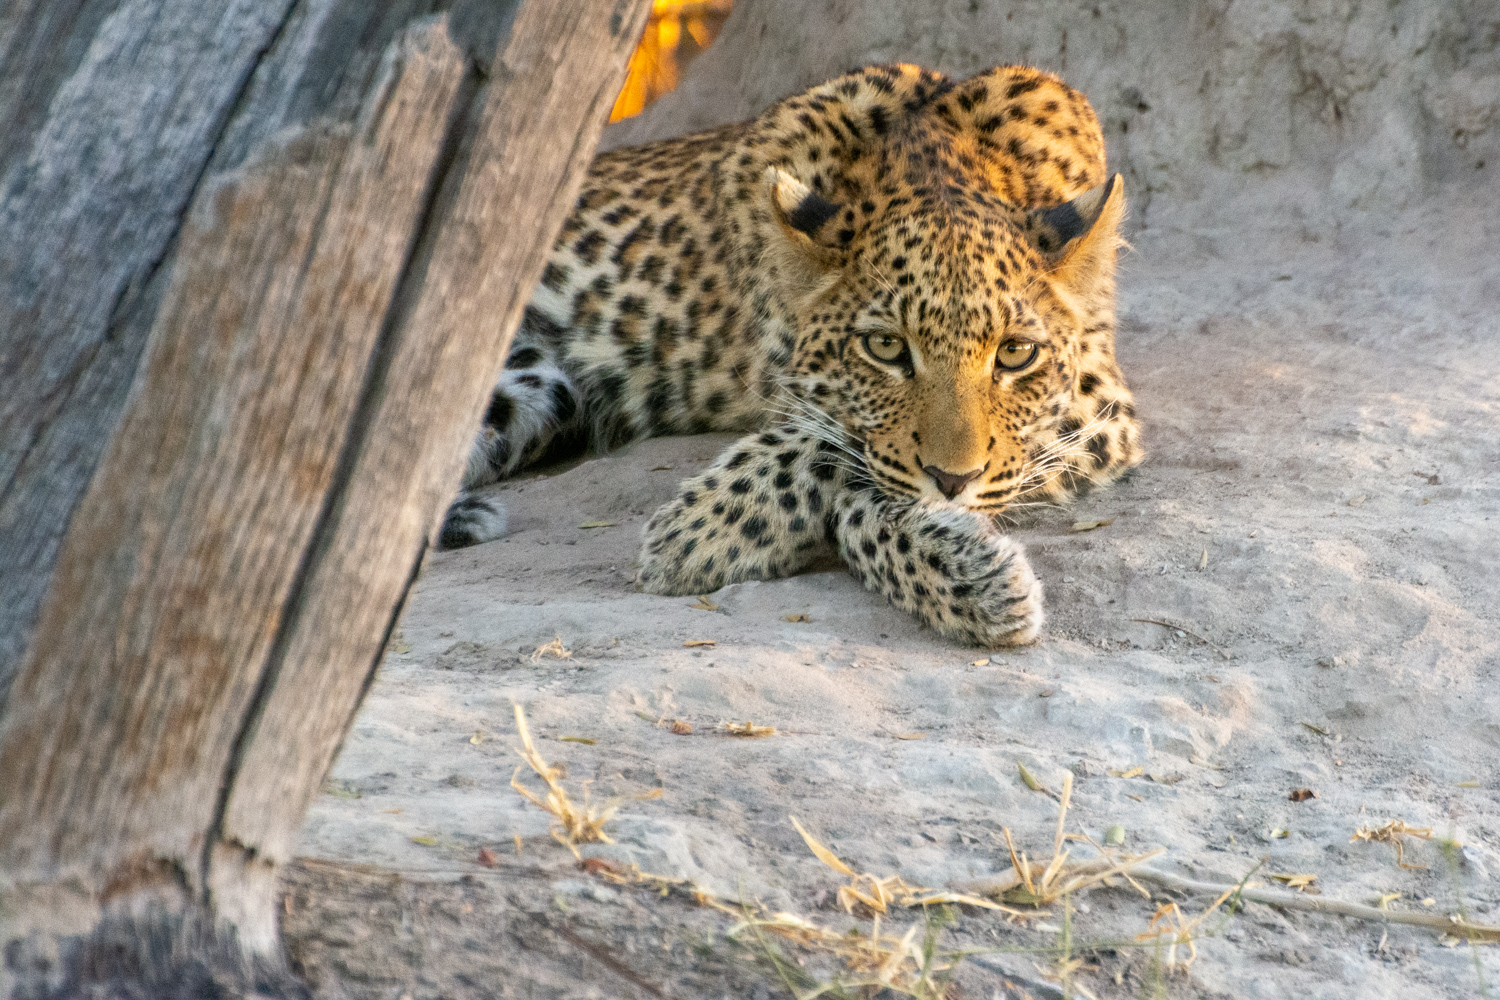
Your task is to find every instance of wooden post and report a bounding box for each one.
[0,0,649,993]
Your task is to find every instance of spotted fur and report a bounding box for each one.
[443,63,1142,647]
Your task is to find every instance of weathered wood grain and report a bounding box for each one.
[0,0,650,983]
[0,0,298,704]
[215,1,651,913]
[0,20,469,950]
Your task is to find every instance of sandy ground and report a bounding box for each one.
[287,204,1500,999]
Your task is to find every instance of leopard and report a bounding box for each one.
[440,62,1143,647]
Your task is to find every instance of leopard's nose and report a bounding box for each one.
[922,463,985,499]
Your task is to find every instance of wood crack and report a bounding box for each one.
[198,38,486,903]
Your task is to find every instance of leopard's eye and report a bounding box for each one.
[863,332,908,364]
[995,340,1040,372]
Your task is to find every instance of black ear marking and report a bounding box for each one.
[1036,173,1122,249]
[787,190,840,236]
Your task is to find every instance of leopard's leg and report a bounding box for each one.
[636,428,849,596]
[439,336,584,549]
[833,492,1044,647]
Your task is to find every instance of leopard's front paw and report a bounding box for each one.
[635,497,727,596]
[835,495,1044,647]
[635,431,841,596]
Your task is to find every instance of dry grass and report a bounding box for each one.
[1132,883,1242,974]
[718,720,778,737]
[530,637,572,662]
[956,773,1165,906]
[509,703,659,857]
[574,821,974,998]
[789,816,1021,919]
[727,907,958,1000]
[541,758,1495,998]
[1352,819,1434,869]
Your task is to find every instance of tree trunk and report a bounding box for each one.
[0,0,648,994]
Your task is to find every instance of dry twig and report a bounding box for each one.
[1128,618,1232,660]
[1129,867,1500,943]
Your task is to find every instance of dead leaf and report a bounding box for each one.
[971,658,990,666]
[410,836,438,847]
[379,808,403,814]
[1288,788,1318,802]
[1017,761,1046,792]
[683,639,716,647]
[1346,495,1368,507]
[1109,766,1145,780]
[1149,772,1184,786]
[1271,873,1317,890]
[670,720,693,735]
[1071,518,1116,532]
[477,847,499,869]
[1266,828,1290,840]
[783,613,811,623]
[893,732,925,740]
[581,856,622,876]
[689,596,720,611]
[1457,780,1480,788]
[650,465,673,471]
[558,736,596,745]
[1038,688,1054,698]
[1300,722,1331,736]
[577,520,616,529]
[469,731,484,745]
[514,834,523,856]
[1197,548,1208,571]
[390,636,412,654]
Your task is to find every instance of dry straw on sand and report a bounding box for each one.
[717,816,1015,998]
[789,815,1011,917]
[509,703,659,856]
[717,720,778,737]
[957,773,1165,907]
[953,774,1500,953]
[1351,818,1434,869]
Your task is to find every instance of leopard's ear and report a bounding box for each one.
[1030,174,1125,299]
[767,167,839,245]
[764,167,844,283]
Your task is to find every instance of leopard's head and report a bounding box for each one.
[757,65,1138,510]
